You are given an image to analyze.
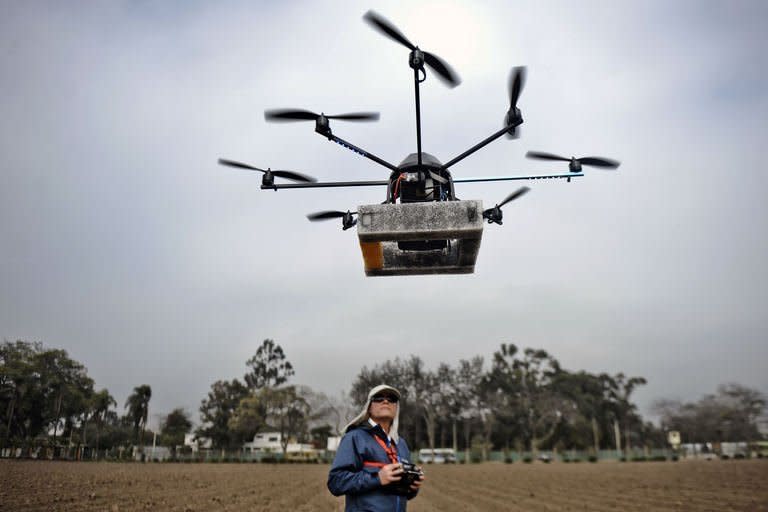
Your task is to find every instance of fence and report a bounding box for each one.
[2,446,686,463]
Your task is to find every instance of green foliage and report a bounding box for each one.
[653,384,766,443]
[196,379,249,449]
[1,340,95,448]
[125,384,152,447]
[160,408,192,455]
[260,386,310,454]
[245,339,294,390]
[228,393,267,440]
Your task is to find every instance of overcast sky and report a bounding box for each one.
[2,0,767,427]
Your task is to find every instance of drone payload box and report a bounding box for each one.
[356,200,484,276]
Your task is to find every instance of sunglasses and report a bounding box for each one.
[371,395,399,404]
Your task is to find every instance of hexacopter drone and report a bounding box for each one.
[219,10,620,276]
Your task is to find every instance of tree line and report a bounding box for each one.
[0,340,192,457]
[2,338,765,459]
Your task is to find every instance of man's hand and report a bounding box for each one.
[378,463,403,486]
[410,467,425,492]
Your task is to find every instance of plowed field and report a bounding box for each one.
[2,459,766,511]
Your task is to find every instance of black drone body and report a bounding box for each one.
[219,10,620,259]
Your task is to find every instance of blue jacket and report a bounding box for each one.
[328,422,418,511]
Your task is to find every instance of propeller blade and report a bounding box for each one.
[363,10,415,50]
[271,170,317,183]
[307,211,346,221]
[264,109,319,122]
[326,112,380,121]
[509,66,526,109]
[307,210,358,221]
[497,186,530,208]
[218,158,266,172]
[424,51,461,87]
[578,156,621,169]
[219,159,316,183]
[526,151,570,162]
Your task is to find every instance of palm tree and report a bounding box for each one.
[125,385,152,457]
[91,389,116,457]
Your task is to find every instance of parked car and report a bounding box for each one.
[418,448,457,464]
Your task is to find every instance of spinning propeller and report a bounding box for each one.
[482,186,530,225]
[265,109,380,136]
[264,109,379,122]
[505,66,526,139]
[526,151,620,172]
[218,158,317,188]
[307,210,358,230]
[363,10,461,87]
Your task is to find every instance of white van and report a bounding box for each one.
[418,448,457,464]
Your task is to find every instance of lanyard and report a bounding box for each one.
[363,432,399,467]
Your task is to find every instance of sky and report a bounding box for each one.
[1,0,767,427]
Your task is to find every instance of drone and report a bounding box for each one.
[219,10,620,276]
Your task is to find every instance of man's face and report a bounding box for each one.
[368,393,398,423]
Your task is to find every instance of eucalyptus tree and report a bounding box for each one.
[260,386,310,455]
[487,344,564,454]
[550,370,608,454]
[610,373,647,455]
[244,339,295,390]
[436,362,461,452]
[454,357,485,460]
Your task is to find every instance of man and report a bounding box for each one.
[328,384,425,511]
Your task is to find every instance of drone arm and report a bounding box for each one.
[453,173,584,183]
[325,133,400,173]
[414,68,423,167]
[443,125,511,170]
[260,179,389,190]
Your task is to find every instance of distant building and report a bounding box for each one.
[133,445,171,461]
[243,431,315,456]
[184,434,212,453]
[326,436,341,452]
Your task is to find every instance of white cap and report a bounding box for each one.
[343,384,401,442]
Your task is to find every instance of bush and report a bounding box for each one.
[587,455,598,463]
[651,455,667,462]
[504,457,514,464]
[734,453,746,460]
[562,457,571,463]
[720,454,730,460]
[631,456,647,462]
[671,454,679,461]
[522,456,533,464]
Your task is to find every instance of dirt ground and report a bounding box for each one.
[1,459,767,512]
